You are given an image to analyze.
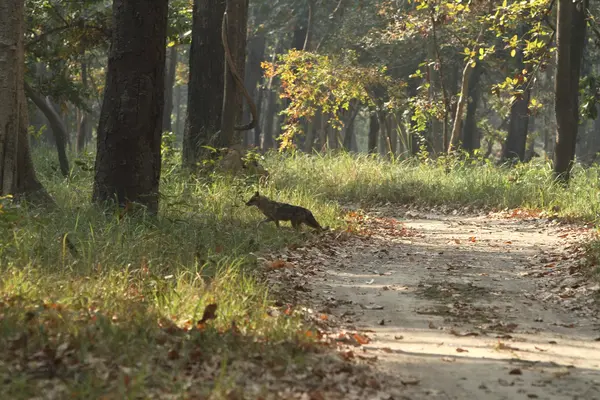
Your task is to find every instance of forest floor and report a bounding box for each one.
[266,207,600,399]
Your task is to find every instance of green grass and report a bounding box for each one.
[265,151,600,222]
[3,147,600,398]
[0,148,343,398]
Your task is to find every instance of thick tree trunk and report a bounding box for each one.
[163,46,178,133]
[368,113,379,154]
[0,0,47,201]
[24,84,70,177]
[218,0,250,148]
[93,0,168,214]
[553,0,587,181]
[183,0,226,166]
[462,62,482,153]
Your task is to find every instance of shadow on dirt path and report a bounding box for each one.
[276,210,600,399]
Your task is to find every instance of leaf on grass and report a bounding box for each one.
[469,236,477,242]
[456,348,469,353]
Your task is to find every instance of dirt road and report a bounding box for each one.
[279,210,600,399]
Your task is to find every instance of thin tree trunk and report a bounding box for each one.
[218,0,250,147]
[24,84,70,177]
[502,24,532,162]
[243,29,266,147]
[77,61,92,153]
[368,112,379,154]
[163,46,178,133]
[262,41,282,150]
[342,104,360,151]
[93,0,168,213]
[174,83,182,140]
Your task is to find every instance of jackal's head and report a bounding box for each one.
[245,191,261,207]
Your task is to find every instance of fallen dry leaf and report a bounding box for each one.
[352,333,371,345]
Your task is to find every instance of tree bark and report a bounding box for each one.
[24,84,70,177]
[368,113,379,154]
[182,0,226,166]
[262,41,283,150]
[502,24,531,162]
[342,103,360,151]
[92,0,168,214]
[243,28,266,147]
[462,62,482,153]
[76,61,92,153]
[163,45,178,133]
[0,0,47,201]
[553,0,587,181]
[218,0,250,148]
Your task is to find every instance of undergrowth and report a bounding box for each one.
[0,148,342,398]
[3,147,600,398]
[265,151,600,223]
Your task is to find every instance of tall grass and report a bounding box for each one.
[266,151,600,222]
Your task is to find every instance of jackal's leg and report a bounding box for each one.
[291,219,301,230]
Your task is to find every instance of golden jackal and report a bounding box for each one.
[245,191,326,231]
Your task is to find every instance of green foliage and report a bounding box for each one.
[265,50,395,150]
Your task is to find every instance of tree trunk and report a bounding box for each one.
[262,41,282,150]
[304,0,315,51]
[76,61,92,153]
[448,62,475,153]
[462,62,482,153]
[253,84,264,148]
[0,0,47,201]
[93,0,168,214]
[24,84,70,177]
[368,113,379,154]
[218,0,250,148]
[243,29,266,147]
[553,0,587,181]
[163,45,178,133]
[174,83,182,139]
[502,24,532,162]
[182,0,226,166]
[342,104,360,151]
